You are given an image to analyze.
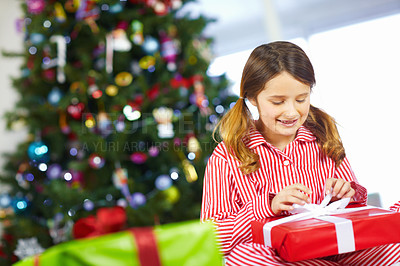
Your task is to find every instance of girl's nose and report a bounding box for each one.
[284,102,298,118]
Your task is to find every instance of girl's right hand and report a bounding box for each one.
[270,183,312,215]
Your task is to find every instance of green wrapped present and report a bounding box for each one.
[14,220,223,266]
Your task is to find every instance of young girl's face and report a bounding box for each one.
[249,71,311,145]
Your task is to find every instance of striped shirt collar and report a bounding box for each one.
[244,125,316,149]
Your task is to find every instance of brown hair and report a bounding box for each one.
[214,41,345,175]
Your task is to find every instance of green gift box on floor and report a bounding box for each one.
[14,220,223,266]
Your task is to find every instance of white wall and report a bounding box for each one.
[307,14,400,209]
[0,1,26,178]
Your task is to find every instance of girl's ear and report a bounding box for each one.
[248,97,257,107]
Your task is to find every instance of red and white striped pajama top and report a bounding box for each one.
[201,126,400,265]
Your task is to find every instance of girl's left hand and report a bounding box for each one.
[325,178,355,202]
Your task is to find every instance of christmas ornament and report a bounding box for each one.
[15,163,30,189]
[131,60,142,75]
[54,2,67,23]
[187,134,201,159]
[192,38,213,62]
[170,168,179,180]
[64,0,80,13]
[142,36,159,55]
[47,87,63,106]
[177,150,198,182]
[76,0,100,33]
[146,83,160,100]
[46,163,62,179]
[12,197,29,213]
[50,35,67,83]
[89,85,103,99]
[138,55,156,70]
[97,112,112,136]
[105,85,118,96]
[163,186,180,204]
[153,107,174,138]
[123,105,141,121]
[67,102,85,120]
[0,194,11,208]
[130,152,147,164]
[114,115,126,132]
[115,72,133,87]
[30,33,44,45]
[215,105,225,114]
[27,141,50,163]
[49,217,73,244]
[59,112,71,134]
[155,175,172,191]
[24,172,35,182]
[112,28,132,52]
[117,198,128,207]
[112,167,132,205]
[160,31,178,71]
[88,154,105,169]
[190,75,210,115]
[70,81,86,94]
[84,113,96,129]
[83,199,95,211]
[109,3,123,13]
[106,33,114,74]
[69,170,85,188]
[14,237,45,260]
[27,0,45,15]
[130,20,144,45]
[147,0,170,16]
[42,68,56,82]
[148,146,160,157]
[131,192,146,208]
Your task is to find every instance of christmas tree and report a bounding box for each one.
[0,0,235,263]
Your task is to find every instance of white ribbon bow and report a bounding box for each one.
[263,194,371,254]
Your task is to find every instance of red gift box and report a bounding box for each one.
[251,207,400,262]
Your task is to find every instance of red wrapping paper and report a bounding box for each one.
[251,207,400,262]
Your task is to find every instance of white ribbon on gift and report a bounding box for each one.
[263,194,373,254]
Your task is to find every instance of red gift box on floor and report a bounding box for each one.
[251,206,400,262]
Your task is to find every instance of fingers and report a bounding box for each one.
[325,178,335,195]
[291,183,312,195]
[325,178,354,200]
[271,183,312,215]
[342,188,355,199]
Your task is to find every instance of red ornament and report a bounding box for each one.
[67,102,85,120]
[169,75,192,89]
[147,84,160,100]
[42,69,56,82]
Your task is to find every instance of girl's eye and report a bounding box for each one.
[272,101,283,105]
[296,99,306,103]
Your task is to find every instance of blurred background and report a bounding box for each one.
[1,0,400,256]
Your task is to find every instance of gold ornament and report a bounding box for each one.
[139,55,156,69]
[115,72,133,87]
[70,81,86,94]
[105,85,118,96]
[164,186,180,204]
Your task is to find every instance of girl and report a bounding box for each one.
[201,41,400,265]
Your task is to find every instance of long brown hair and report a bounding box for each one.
[214,41,345,175]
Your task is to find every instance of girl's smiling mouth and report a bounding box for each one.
[277,119,298,127]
